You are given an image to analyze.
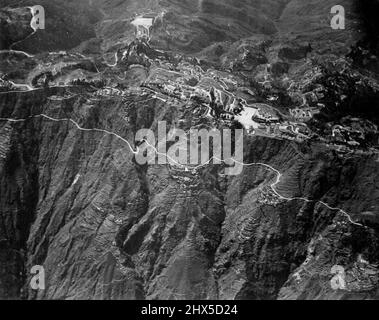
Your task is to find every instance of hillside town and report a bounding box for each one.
[2,12,378,158]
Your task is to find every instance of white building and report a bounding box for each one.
[131,14,156,39]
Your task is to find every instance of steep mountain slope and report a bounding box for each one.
[1,0,379,300]
[1,88,378,300]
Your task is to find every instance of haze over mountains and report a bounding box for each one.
[0,0,379,300]
[0,0,363,52]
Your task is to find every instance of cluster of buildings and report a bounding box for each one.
[94,87,127,97]
[331,124,365,148]
[126,44,320,145]
[289,106,320,121]
[0,77,13,91]
[257,187,283,206]
[255,121,311,142]
[342,255,379,292]
[316,117,378,153]
[250,104,280,123]
[143,75,211,103]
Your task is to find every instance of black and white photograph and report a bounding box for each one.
[0,0,379,307]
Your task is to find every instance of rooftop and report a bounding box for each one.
[131,17,155,28]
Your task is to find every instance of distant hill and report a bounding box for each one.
[0,0,101,53]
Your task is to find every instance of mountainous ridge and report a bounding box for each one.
[0,0,379,300]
